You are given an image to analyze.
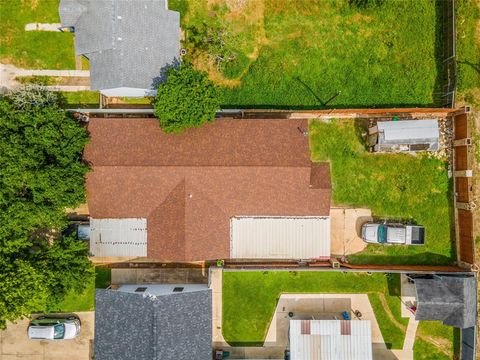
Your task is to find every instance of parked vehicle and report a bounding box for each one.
[361,222,425,245]
[28,315,81,340]
[63,221,90,241]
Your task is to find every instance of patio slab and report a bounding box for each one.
[330,207,372,256]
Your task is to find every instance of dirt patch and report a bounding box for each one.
[187,0,266,86]
[22,0,39,9]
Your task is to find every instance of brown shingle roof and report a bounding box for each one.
[85,118,331,261]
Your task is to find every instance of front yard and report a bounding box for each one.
[0,0,75,69]
[49,267,111,313]
[309,119,454,265]
[222,271,457,359]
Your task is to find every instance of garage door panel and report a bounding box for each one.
[230,216,330,259]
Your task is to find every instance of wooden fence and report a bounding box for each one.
[452,108,476,268]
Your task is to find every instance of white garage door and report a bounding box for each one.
[90,218,147,257]
[230,216,330,259]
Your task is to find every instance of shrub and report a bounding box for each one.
[153,62,220,133]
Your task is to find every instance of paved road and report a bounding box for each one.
[0,312,94,360]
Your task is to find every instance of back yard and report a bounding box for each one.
[172,0,442,108]
[309,120,454,265]
[222,271,457,359]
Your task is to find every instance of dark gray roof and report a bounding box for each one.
[414,274,477,328]
[59,0,180,90]
[94,288,212,360]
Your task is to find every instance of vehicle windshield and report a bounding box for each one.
[377,225,388,243]
[53,324,65,339]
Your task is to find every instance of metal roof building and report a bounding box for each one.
[289,320,372,360]
[230,216,330,259]
[375,119,440,152]
[59,0,180,97]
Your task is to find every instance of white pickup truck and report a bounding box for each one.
[361,222,425,245]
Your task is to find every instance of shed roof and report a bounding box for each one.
[377,119,439,142]
[414,274,477,328]
[59,0,179,91]
[289,320,372,360]
[84,118,331,261]
[94,288,212,360]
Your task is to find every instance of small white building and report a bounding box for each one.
[371,119,440,152]
[289,319,372,360]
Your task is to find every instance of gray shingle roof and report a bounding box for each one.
[414,274,477,328]
[94,288,212,360]
[59,0,180,90]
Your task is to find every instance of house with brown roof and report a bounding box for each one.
[84,117,331,262]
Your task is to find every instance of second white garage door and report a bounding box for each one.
[230,216,330,259]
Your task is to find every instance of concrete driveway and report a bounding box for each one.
[330,207,372,256]
[0,312,94,360]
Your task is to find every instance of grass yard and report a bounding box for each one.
[172,0,442,108]
[0,0,75,69]
[59,91,100,108]
[414,321,460,360]
[50,267,111,312]
[222,271,407,347]
[455,0,480,106]
[309,120,454,265]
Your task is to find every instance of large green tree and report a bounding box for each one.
[153,61,220,133]
[0,87,93,328]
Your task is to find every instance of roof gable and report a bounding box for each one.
[94,289,212,360]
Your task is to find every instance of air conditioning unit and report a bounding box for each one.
[331,260,340,268]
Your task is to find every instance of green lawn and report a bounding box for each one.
[59,91,100,108]
[222,271,406,347]
[172,0,441,108]
[456,0,480,93]
[51,267,111,312]
[309,120,454,265]
[414,321,460,360]
[0,0,75,69]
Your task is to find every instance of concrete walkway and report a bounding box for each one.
[0,63,91,93]
[400,274,419,352]
[14,69,90,77]
[25,23,62,31]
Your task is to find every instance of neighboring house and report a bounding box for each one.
[94,285,212,360]
[84,118,331,261]
[59,0,180,97]
[289,319,373,360]
[409,273,477,328]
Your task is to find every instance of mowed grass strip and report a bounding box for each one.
[309,120,454,265]
[222,271,404,346]
[0,0,75,69]
[51,267,111,312]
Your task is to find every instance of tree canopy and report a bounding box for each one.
[153,61,220,133]
[0,87,93,328]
